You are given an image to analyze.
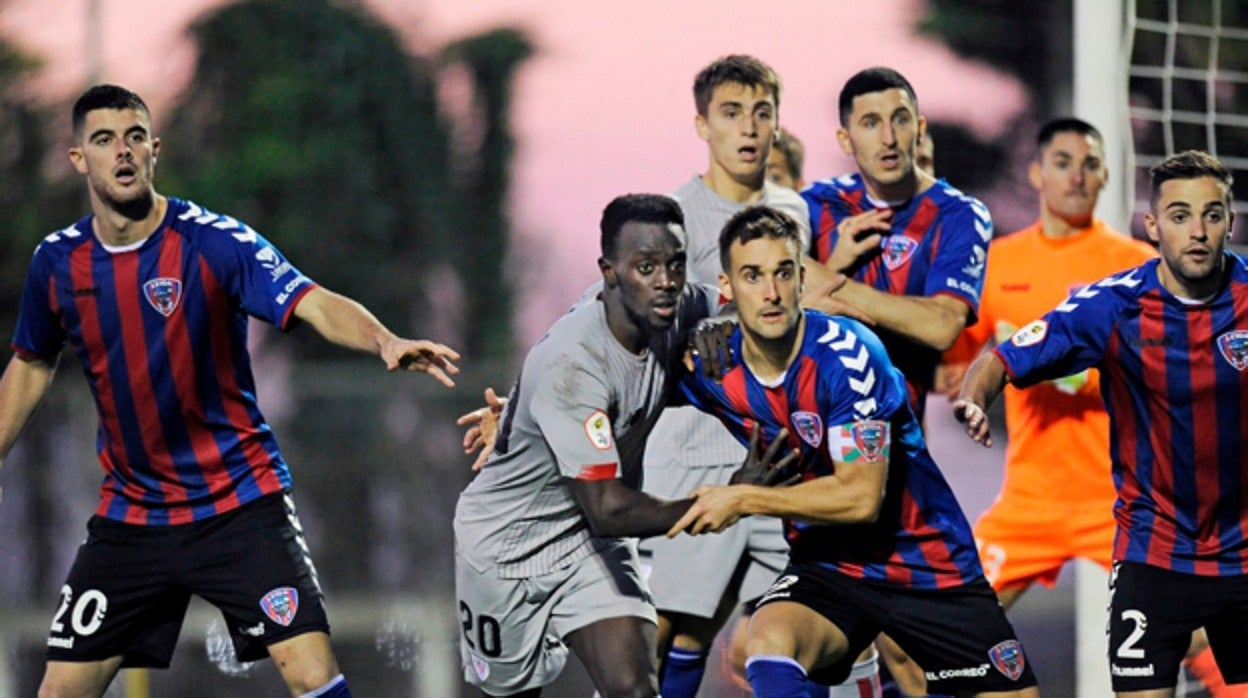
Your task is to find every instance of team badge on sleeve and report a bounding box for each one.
[988,640,1026,681]
[1010,319,1048,348]
[143,278,183,317]
[827,420,890,463]
[1217,330,1248,370]
[583,410,613,451]
[259,587,299,626]
[790,411,823,448]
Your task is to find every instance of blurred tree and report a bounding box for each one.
[442,28,534,360]
[163,0,531,362]
[915,0,1075,234]
[0,26,93,607]
[164,0,453,358]
[917,0,1071,114]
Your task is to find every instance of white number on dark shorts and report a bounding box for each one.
[50,585,109,637]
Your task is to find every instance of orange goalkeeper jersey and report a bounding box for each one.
[950,219,1155,504]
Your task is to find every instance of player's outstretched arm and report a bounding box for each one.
[951,350,1008,448]
[0,355,59,492]
[569,477,694,539]
[835,281,968,350]
[669,434,888,537]
[292,287,460,387]
[456,387,506,471]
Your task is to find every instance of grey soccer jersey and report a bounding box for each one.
[454,284,715,580]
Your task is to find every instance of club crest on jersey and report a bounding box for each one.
[881,236,918,270]
[143,278,183,317]
[851,420,887,462]
[259,587,299,627]
[1217,330,1248,371]
[1010,319,1047,348]
[790,411,823,448]
[584,410,613,451]
[988,640,1026,681]
[470,651,490,681]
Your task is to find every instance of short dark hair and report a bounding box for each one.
[1148,149,1234,212]
[693,55,781,117]
[772,130,805,182]
[838,67,917,125]
[1036,117,1103,158]
[73,84,150,137]
[718,205,802,272]
[600,194,685,260]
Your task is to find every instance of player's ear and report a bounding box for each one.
[598,257,618,288]
[1028,160,1043,191]
[836,127,853,156]
[718,271,734,302]
[695,112,710,142]
[68,146,88,174]
[1143,212,1161,244]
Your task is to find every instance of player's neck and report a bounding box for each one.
[1157,256,1225,302]
[739,314,805,384]
[701,167,766,205]
[1039,209,1094,239]
[863,169,932,206]
[92,192,167,248]
[601,293,648,355]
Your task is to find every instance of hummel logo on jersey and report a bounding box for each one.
[815,319,878,417]
[239,622,265,637]
[143,278,183,317]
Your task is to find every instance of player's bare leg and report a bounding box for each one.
[38,657,124,698]
[567,616,659,697]
[876,633,928,696]
[267,631,344,696]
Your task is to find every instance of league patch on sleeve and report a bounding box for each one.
[1010,319,1048,347]
[583,410,613,450]
[827,420,890,463]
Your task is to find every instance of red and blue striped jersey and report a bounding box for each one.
[11,197,317,525]
[994,253,1248,576]
[677,309,984,589]
[802,174,991,418]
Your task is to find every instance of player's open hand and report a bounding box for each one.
[951,398,994,448]
[667,485,747,537]
[686,315,738,379]
[457,387,506,471]
[829,208,892,272]
[383,338,461,387]
[730,425,799,487]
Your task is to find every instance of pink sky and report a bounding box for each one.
[2,0,1026,347]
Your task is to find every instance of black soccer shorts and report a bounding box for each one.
[1108,561,1248,692]
[754,560,1038,693]
[46,491,330,667]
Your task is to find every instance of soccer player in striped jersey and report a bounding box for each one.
[955,149,1248,695]
[0,84,460,698]
[800,64,992,697]
[671,206,1039,698]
